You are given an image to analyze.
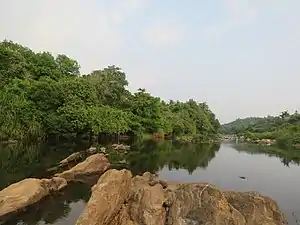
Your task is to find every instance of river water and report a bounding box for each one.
[1,139,300,224]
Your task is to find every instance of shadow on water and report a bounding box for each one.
[0,139,220,225]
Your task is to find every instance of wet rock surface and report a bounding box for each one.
[76,169,287,225]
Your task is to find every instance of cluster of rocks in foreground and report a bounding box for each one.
[76,169,287,225]
[0,153,110,222]
[0,151,287,225]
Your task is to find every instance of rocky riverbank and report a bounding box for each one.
[0,150,287,224]
[76,169,287,225]
[0,153,110,223]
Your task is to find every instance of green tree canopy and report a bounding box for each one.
[0,40,220,141]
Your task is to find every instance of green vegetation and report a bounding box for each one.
[221,111,300,147]
[0,40,220,141]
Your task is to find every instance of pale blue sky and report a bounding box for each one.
[1,0,300,123]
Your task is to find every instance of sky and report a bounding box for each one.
[1,0,300,123]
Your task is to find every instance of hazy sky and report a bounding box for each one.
[1,0,300,123]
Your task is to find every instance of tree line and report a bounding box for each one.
[221,111,300,147]
[0,40,220,141]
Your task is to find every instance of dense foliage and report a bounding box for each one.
[0,40,220,140]
[221,111,300,147]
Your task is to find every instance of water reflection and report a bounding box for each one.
[3,140,300,225]
[0,140,90,189]
[231,143,300,167]
[0,139,221,225]
[3,182,91,225]
[120,140,221,175]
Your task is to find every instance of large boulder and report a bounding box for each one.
[128,172,167,225]
[0,177,67,220]
[167,183,287,225]
[167,183,247,225]
[76,169,132,225]
[76,171,287,225]
[55,153,110,182]
[225,191,287,225]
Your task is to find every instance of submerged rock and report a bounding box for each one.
[0,177,67,220]
[76,170,287,225]
[55,153,110,182]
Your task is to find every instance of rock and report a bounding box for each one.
[76,172,287,225]
[112,144,130,151]
[59,152,82,165]
[158,180,168,189]
[225,191,287,225]
[76,169,132,225]
[142,171,154,181]
[110,204,137,225]
[167,183,287,225]
[148,180,159,186]
[119,160,127,164]
[167,183,247,225]
[86,147,97,154]
[46,166,59,172]
[100,147,106,153]
[0,177,67,219]
[55,153,110,182]
[129,174,167,225]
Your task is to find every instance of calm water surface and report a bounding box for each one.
[1,140,300,224]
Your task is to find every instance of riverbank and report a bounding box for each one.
[0,147,287,224]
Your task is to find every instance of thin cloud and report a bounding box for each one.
[142,23,184,47]
[0,0,147,73]
[203,0,257,40]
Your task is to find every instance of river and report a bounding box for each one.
[1,139,300,224]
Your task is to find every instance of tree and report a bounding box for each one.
[84,65,129,106]
[0,40,220,142]
[56,54,80,77]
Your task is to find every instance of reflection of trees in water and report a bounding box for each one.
[126,140,220,175]
[3,182,91,225]
[1,139,220,224]
[0,140,90,189]
[232,144,300,167]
